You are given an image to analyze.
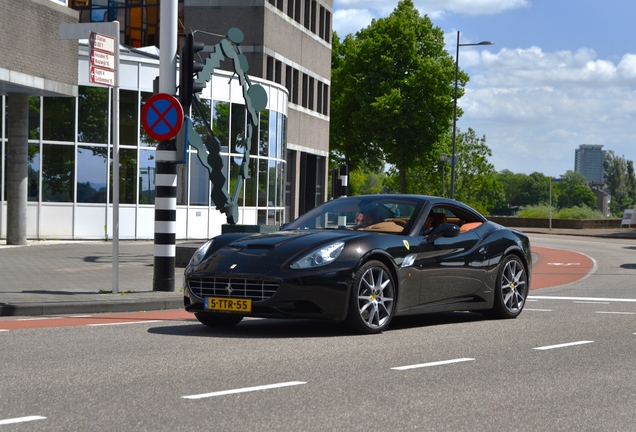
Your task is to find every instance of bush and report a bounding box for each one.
[517,205,551,219]
[517,205,605,220]
[557,205,604,219]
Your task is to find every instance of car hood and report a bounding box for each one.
[191,229,362,275]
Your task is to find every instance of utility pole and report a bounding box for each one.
[153,0,179,292]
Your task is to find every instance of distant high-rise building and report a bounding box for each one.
[574,144,605,183]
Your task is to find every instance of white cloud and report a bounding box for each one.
[457,47,636,174]
[333,0,530,35]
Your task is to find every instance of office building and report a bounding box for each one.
[1,0,332,240]
[574,144,605,183]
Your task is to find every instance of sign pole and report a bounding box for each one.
[153,0,179,292]
[112,21,120,294]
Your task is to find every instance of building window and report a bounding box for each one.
[304,0,310,28]
[308,77,315,111]
[319,5,325,39]
[266,56,274,82]
[287,0,294,18]
[77,145,107,203]
[28,144,40,202]
[110,148,137,204]
[292,69,299,105]
[275,60,282,85]
[42,144,74,202]
[324,10,331,43]
[139,149,156,204]
[276,0,284,11]
[302,74,308,108]
[322,84,329,116]
[311,0,317,33]
[285,65,293,102]
[117,90,139,146]
[294,0,301,22]
[78,87,109,144]
[317,81,323,114]
[43,97,75,142]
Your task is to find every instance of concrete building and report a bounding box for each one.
[1,0,332,240]
[1,0,79,244]
[575,144,605,183]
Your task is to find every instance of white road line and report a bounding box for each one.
[534,341,594,351]
[183,381,306,400]
[524,308,553,312]
[595,311,635,315]
[0,329,8,332]
[0,416,46,425]
[87,320,161,327]
[392,358,475,371]
[529,296,636,303]
[17,317,63,321]
[574,301,610,305]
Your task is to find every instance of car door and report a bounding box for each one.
[417,220,488,306]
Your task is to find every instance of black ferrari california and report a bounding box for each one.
[183,195,532,334]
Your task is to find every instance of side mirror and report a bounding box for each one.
[425,223,460,244]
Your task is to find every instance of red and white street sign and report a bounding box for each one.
[90,66,115,86]
[89,32,115,54]
[90,50,115,70]
[89,31,116,87]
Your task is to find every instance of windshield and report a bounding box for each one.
[284,196,425,233]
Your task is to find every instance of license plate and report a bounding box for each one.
[205,296,252,313]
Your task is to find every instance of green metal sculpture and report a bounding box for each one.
[187,27,268,224]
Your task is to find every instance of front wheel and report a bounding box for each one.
[346,260,396,334]
[486,254,528,319]
[195,312,243,328]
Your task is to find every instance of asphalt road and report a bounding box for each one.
[1,234,634,431]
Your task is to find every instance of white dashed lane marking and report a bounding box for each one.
[392,358,475,371]
[183,381,306,400]
[0,416,46,426]
[533,341,594,351]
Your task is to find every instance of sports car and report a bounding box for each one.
[183,194,532,334]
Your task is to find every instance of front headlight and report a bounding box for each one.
[188,240,212,268]
[290,242,345,269]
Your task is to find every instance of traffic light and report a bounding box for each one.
[179,33,205,114]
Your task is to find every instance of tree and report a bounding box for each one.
[497,170,550,209]
[452,128,505,213]
[604,151,635,215]
[330,0,461,191]
[556,171,597,209]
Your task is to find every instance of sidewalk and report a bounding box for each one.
[1,228,636,317]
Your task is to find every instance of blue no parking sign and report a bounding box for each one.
[141,93,184,141]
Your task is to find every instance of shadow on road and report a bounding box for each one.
[147,311,488,339]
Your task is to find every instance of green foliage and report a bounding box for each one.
[604,151,636,216]
[518,204,604,219]
[517,205,552,219]
[556,170,597,209]
[452,128,505,214]
[497,170,550,208]
[329,0,459,191]
[557,206,605,219]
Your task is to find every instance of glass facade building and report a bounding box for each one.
[574,144,605,184]
[1,44,288,240]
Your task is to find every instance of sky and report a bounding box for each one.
[332,0,636,177]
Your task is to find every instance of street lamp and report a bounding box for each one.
[449,31,493,200]
[439,153,448,197]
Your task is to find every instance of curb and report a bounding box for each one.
[0,297,184,317]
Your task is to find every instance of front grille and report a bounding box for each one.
[187,277,280,301]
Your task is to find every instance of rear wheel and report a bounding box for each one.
[195,313,243,328]
[346,260,396,334]
[486,255,528,319]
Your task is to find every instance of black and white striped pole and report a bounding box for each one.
[153,0,178,292]
[339,163,348,198]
